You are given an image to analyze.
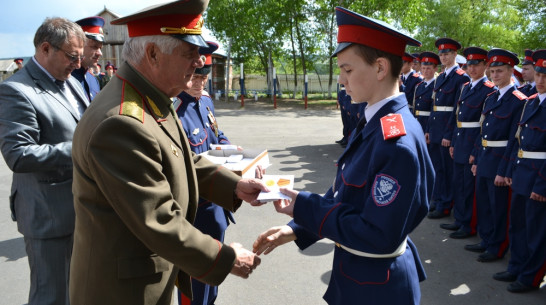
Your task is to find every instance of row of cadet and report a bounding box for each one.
[2,11,250,305]
[335,36,546,293]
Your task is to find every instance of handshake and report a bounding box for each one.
[229,178,300,279]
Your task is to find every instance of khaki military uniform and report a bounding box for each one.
[70,62,242,305]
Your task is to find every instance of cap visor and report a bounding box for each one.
[195,65,212,75]
[86,33,105,42]
[438,49,454,54]
[172,34,208,48]
[535,66,546,74]
[332,42,352,57]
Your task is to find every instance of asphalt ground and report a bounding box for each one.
[0,98,544,304]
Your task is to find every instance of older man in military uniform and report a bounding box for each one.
[69,1,266,304]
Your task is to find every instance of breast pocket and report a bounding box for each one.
[338,165,368,204]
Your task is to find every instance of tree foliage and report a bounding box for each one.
[205,0,541,95]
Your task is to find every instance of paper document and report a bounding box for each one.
[257,175,295,201]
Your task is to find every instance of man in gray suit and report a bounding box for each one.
[0,17,88,305]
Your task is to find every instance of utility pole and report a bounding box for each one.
[225,38,231,103]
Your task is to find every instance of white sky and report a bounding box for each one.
[0,0,219,58]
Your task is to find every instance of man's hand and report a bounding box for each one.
[504,177,512,186]
[441,138,451,147]
[494,175,507,187]
[530,192,546,202]
[271,188,299,217]
[469,155,475,164]
[235,178,269,205]
[449,146,454,159]
[230,243,261,279]
[425,133,430,144]
[471,164,477,176]
[253,225,296,255]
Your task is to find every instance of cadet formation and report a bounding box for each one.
[0,0,545,304]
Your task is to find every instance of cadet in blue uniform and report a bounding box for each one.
[411,52,421,74]
[336,85,351,147]
[414,52,440,132]
[174,41,232,305]
[253,7,434,305]
[441,47,495,238]
[427,38,471,219]
[518,49,537,97]
[401,52,423,110]
[466,49,525,262]
[72,16,104,101]
[495,49,546,293]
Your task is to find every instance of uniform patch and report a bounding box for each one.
[372,174,400,206]
[512,90,527,100]
[484,80,495,88]
[380,113,406,140]
[456,68,465,75]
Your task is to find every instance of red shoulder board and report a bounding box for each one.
[380,113,407,140]
[484,80,495,88]
[455,69,465,75]
[412,73,421,78]
[463,81,470,86]
[512,90,527,100]
[528,93,538,100]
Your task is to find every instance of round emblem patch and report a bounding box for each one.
[372,174,400,206]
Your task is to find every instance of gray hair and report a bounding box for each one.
[33,17,85,50]
[122,35,182,66]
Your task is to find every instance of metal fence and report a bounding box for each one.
[230,74,336,95]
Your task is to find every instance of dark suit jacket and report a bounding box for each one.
[70,62,243,305]
[0,57,88,238]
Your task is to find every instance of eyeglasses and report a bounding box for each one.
[52,45,84,63]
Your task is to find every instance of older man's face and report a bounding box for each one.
[156,41,204,97]
[45,34,84,81]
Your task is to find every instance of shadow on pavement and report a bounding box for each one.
[0,237,26,261]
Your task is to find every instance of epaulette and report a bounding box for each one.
[463,81,470,86]
[486,90,498,97]
[512,90,527,101]
[119,83,145,123]
[145,96,169,121]
[416,81,424,87]
[528,93,538,100]
[380,113,406,140]
[484,80,495,88]
[412,73,421,78]
[455,69,465,75]
[517,84,526,89]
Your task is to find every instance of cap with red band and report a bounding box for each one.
[402,52,415,63]
[111,0,209,48]
[487,48,519,67]
[418,51,440,66]
[75,16,105,42]
[532,49,546,74]
[332,6,421,57]
[463,47,488,65]
[435,38,461,54]
[14,58,23,64]
[194,41,218,75]
[522,49,534,66]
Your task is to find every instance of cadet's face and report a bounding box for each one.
[535,71,546,94]
[411,61,420,72]
[439,51,456,67]
[82,39,103,68]
[466,61,487,81]
[521,64,535,82]
[489,65,512,88]
[421,64,436,80]
[337,45,377,104]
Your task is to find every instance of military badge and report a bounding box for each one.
[372,174,400,206]
[380,113,406,140]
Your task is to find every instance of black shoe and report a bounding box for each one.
[493,271,517,282]
[477,252,501,262]
[507,281,538,293]
[429,203,436,212]
[440,223,460,231]
[464,243,486,253]
[449,229,475,239]
[335,137,346,144]
[428,210,449,219]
